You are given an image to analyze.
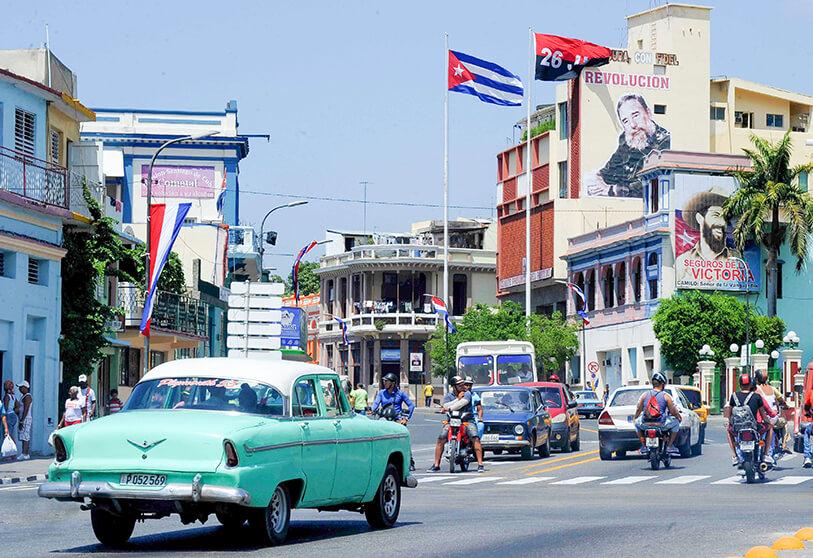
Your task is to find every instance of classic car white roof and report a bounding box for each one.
[141,358,338,395]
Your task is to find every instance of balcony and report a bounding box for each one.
[0,145,68,208]
[320,244,496,272]
[118,283,209,338]
[319,311,440,336]
[68,170,123,228]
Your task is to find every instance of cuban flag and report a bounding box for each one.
[216,171,227,214]
[335,316,349,345]
[430,296,457,334]
[448,50,523,107]
[292,240,318,304]
[140,203,191,336]
[566,282,590,325]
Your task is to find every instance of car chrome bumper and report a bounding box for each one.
[482,440,530,449]
[38,473,250,505]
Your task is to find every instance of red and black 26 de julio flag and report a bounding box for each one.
[534,34,611,81]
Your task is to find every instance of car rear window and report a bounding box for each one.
[575,391,599,401]
[609,388,648,407]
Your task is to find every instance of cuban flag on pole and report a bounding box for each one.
[430,296,457,334]
[335,316,349,345]
[566,282,590,325]
[216,171,227,214]
[293,240,318,304]
[448,50,523,107]
[140,203,191,336]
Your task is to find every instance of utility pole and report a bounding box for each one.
[360,180,372,234]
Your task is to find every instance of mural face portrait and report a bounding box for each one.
[618,97,656,151]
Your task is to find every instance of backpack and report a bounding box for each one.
[730,392,758,432]
[643,390,663,421]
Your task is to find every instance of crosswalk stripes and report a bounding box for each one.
[416,476,457,483]
[655,475,711,484]
[710,475,743,485]
[602,476,657,485]
[444,477,504,486]
[771,476,813,485]
[496,477,556,485]
[550,476,606,485]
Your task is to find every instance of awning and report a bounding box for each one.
[104,335,130,348]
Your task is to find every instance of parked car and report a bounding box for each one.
[675,385,708,444]
[474,386,552,460]
[38,358,417,547]
[573,390,604,419]
[520,382,580,452]
[597,385,702,461]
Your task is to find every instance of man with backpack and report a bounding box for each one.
[723,373,777,467]
[633,372,682,453]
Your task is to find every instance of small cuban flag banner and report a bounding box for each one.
[565,282,590,325]
[448,50,523,107]
[429,296,457,334]
[335,316,349,345]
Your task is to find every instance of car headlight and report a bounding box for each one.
[551,413,567,423]
[514,424,524,435]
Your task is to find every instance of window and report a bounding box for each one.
[653,104,666,115]
[653,65,666,76]
[14,108,36,156]
[27,258,40,284]
[628,348,638,379]
[0,252,4,277]
[710,106,726,121]
[632,258,642,302]
[649,178,659,213]
[558,161,568,198]
[603,267,615,308]
[735,111,753,129]
[320,377,347,417]
[766,113,784,128]
[800,171,809,192]
[496,354,534,385]
[558,102,568,140]
[292,378,320,417]
[49,128,61,164]
[615,262,626,306]
[647,253,658,300]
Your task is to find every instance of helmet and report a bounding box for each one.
[463,376,474,385]
[378,404,398,420]
[450,375,466,386]
[382,372,398,384]
[739,372,754,389]
[755,370,768,385]
[651,372,667,386]
[549,374,560,382]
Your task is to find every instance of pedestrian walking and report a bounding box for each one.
[58,387,84,428]
[16,380,32,460]
[423,383,434,407]
[78,374,96,421]
[603,384,610,404]
[108,389,123,415]
[2,380,19,459]
[349,383,369,415]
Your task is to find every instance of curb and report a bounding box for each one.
[731,527,813,557]
[0,473,47,485]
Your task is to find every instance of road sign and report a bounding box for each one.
[231,281,284,296]
[227,309,282,323]
[227,336,281,350]
[588,361,600,374]
[227,281,286,358]
[227,349,283,360]
[227,295,283,310]
[227,322,282,337]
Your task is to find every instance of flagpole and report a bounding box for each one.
[443,33,450,313]
[524,28,534,324]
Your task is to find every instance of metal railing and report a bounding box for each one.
[0,145,68,208]
[319,312,440,332]
[321,243,495,269]
[118,284,209,338]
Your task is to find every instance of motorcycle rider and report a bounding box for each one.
[427,375,485,473]
[802,380,813,468]
[463,377,484,438]
[724,372,777,467]
[633,372,682,453]
[371,372,416,471]
[755,370,785,463]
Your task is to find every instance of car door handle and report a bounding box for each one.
[300,422,309,429]
[333,420,341,427]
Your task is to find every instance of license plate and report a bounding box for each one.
[740,441,755,451]
[627,415,634,423]
[482,434,500,443]
[119,473,167,487]
[449,418,462,427]
[646,438,659,447]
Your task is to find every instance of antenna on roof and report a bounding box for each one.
[45,23,52,87]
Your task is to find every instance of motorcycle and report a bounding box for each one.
[643,425,671,471]
[373,404,415,472]
[735,426,771,483]
[769,417,789,465]
[445,410,475,473]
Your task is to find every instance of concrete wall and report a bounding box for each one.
[0,80,47,159]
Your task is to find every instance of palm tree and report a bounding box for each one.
[724,131,813,317]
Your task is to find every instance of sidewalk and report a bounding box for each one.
[0,456,50,485]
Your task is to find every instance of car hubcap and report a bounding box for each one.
[382,475,397,517]
[269,488,286,534]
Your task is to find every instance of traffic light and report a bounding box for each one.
[265,231,278,246]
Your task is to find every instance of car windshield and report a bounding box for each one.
[609,388,648,407]
[124,377,287,416]
[496,355,534,385]
[679,388,701,408]
[537,387,563,408]
[458,356,493,385]
[575,391,599,402]
[478,389,532,412]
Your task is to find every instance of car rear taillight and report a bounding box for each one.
[598,411,614,426]
[597,402,604,408]
[224,441,239,467]
[53,435,67,462]
[740,431,754,441]
[646,429,658,438]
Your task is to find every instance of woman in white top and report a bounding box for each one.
[755,370,787,461]
[59,387,84,428]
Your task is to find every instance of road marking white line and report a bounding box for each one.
[415,476,456,483]
[655,475,711,485]
[411,447,436,453]
[483,461,513,466]
[496,477,556,485]
[780,453,799,462]
[0,485,38,491]
[602,476,658,485]
[443,477,504,486]
[711,475,744,485]
[772,476,813,485]
[550,476,606,485]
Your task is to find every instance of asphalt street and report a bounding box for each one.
[3,411,813,558]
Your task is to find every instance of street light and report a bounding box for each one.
[770,350,780,360]
[143,131,218,376]
[755,339,765,352]
[258,200,309,281]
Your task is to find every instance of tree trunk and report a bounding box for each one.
[766,204,781,317]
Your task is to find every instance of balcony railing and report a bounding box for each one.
[321,244,495,269]
[0,146,68,208]
[118,283,209,338]
[319,312,440,334]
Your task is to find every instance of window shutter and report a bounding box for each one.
[50,128,60,163]
[0,252,4,277]
[27,258,39,284]
[14,108,36,156]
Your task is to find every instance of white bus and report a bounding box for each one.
[456,341,538,386]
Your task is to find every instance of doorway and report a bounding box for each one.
[452,274,467,316]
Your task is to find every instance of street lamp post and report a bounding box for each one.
[258,200,308,281]
[143,131,218,377]
[731,257,753,374]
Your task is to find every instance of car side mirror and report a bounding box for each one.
[567,401,577,409]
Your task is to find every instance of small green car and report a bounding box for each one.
[39,358,417,546]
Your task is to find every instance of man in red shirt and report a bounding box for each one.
[802,384,813,468]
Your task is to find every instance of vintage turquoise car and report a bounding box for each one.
[38,358,417,547]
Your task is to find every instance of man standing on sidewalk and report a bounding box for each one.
[16,381,32,461]
[423,383,434,407]
[802,382,813,468]
[78,374,96,422]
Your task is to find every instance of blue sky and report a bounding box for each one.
[5,1,813,271]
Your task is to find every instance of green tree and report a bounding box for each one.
[120,244,186,294]
[724,131,813,316]
[287,260,320,297]
[426,301,579,378]
[652,290,784,375]
[60,185,128,383]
